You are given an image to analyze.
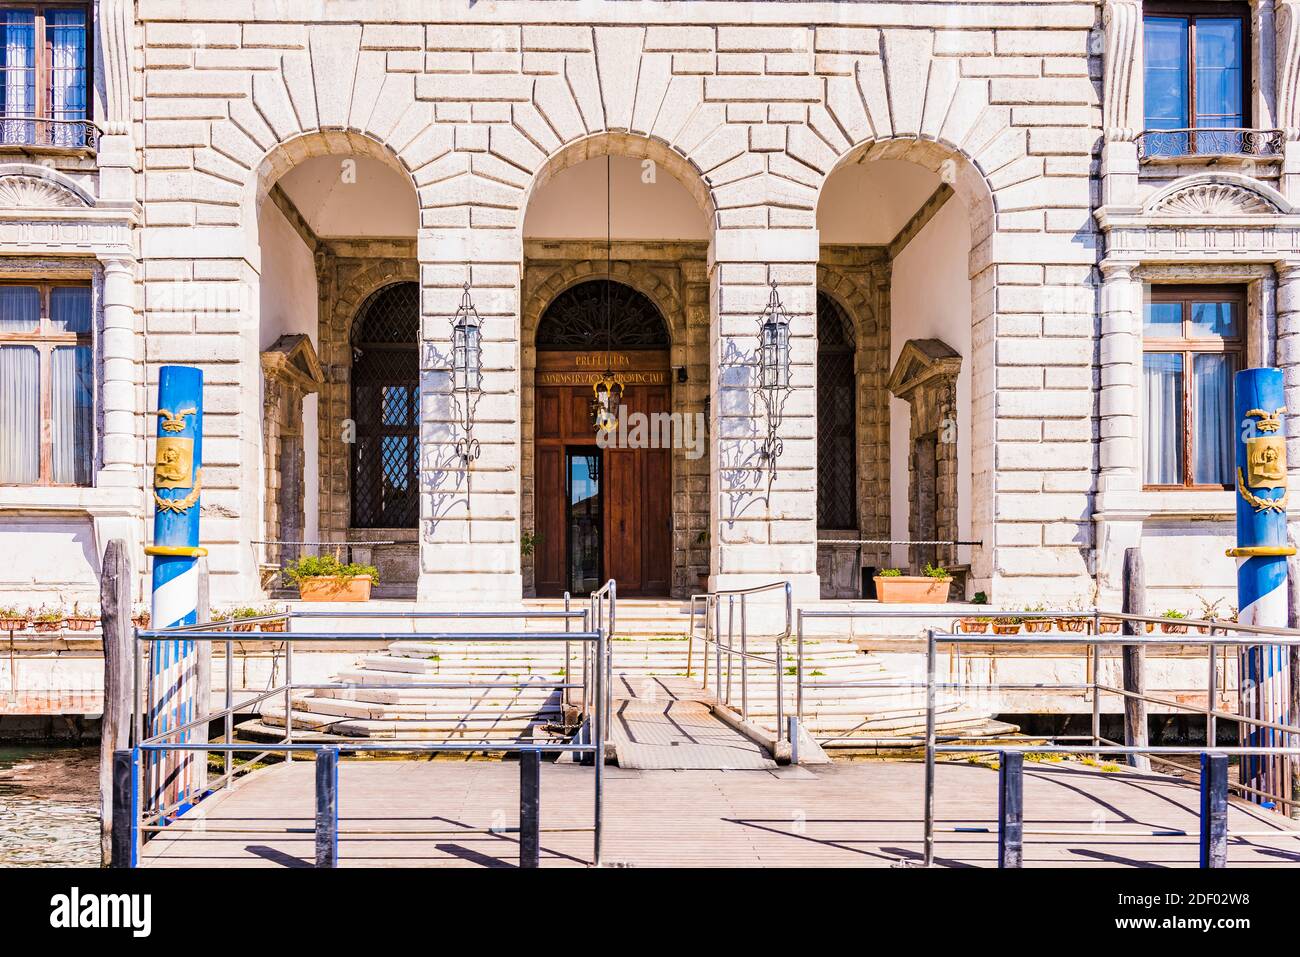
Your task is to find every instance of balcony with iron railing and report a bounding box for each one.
[0,116,99,153]
[1136,127,1285,162]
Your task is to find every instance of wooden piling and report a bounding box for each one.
[315,749,338,867]
[519,750,541,868]
[99,539,133,867]
[1200,752,1229,868]
[1121,547,1150,771]
[110,748,135,868]
[997,751,1024,868]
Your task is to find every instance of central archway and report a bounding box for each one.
[532,279,672,597]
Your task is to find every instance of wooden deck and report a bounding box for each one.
[139,757,1300,868]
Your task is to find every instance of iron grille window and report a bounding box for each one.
[0,3,93,149]
[351,282,419,529]
[816,292,857,530]
[536,279,669,351]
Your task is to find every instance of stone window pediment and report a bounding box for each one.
[887,338,962,400]
[1141,174,1290,218]
[261,333,324,395]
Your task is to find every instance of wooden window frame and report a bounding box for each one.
[1144,1,1252,131]
[1142,284,1245,492]
[0,279,93,487]
[0,2,93,125]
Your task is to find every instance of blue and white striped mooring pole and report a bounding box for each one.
[144,365,206,817]
[1230,367,1293,806]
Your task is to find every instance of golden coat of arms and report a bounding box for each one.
[154,437,194,489]
[1246,436,1287,489]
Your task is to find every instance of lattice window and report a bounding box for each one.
[816,292,857,530]
[536,279,669,351]
[351,282,419,529]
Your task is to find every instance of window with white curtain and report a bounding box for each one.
[0,281,92,486]
[0,3,88,148]
[1142,287,1243,488]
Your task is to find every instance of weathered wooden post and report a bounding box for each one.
[315,748,338,868]
[1200,752,1229,867]
[519,749,541,868]
[99,539,133,866]
[997,751,1024,868]
[1121,547,1149,771]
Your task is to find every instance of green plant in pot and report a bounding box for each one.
[0,605,30,631]
[873,563,952,605]
[1159,608,1189,634]
[283,554,379,602]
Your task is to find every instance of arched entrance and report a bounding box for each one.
[532,279,672,597]
[350,282,420,530]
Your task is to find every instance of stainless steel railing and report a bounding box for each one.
[129,604,610,866]
[687,580,793,742]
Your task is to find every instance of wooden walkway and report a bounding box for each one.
[140,758,1300,868]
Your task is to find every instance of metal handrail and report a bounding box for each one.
[589,580,616,730]
[0,115,99,150]
[130,604,611,865]
[687,580,793,741]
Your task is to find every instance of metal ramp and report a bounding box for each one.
[607,676,777,770]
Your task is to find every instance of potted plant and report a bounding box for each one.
[1097,616,1123,634]
[873,563,953,604]
[1194,596,1225,634]
[65,602,100,632]
[1159,609,1189,635]
[1021,603,1051,633]
[131,606,151,630]
[258,605,288,633]
[1055,598,1088,633]
[31,604,65,633]
[0,605,29,631]
[957,616,991,634]
[227,606,263,632]
[992,615,1022,636]
[283,554,378,602]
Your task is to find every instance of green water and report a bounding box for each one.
[0,746,100,867]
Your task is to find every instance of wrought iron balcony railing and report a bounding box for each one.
[1136,127,1284,160]
[0,116,99,152]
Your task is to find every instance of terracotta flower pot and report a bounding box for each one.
[231,621,258,633]
[33,619,63,633]
[873,576,952,604]
[297,575,374,602]
[1023,619,1051,634]
[0,616,28,631]
[957,618,989,634]
[1056,617,1087,633]
[1098,619,1122,634]
[65,616,98,632]
[259,620,287,633]
[132,614,151,629]
[1160,621,1188,634]
[992,622,1021,636]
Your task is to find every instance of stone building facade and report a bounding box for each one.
[1,1,1298,613]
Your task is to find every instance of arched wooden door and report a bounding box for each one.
[533,280,672,597]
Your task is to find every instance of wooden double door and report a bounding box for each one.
[534,375,672,597]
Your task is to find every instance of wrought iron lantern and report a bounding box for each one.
[590,369,625,433]
[757,281,792,465]
[451,283,483,462]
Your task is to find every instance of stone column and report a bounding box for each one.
[1276,262,1300,546]
[416,229,523,605]
[1102,0,1143,205]
[1278,1,1300,201]
[1094,260,1145,603]
[709,227,819,602]
[98,257,140,487]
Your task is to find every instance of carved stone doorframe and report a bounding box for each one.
[888,338,962,572]
[261,334,324,584]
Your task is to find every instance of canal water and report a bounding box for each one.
[0,746,100,867]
